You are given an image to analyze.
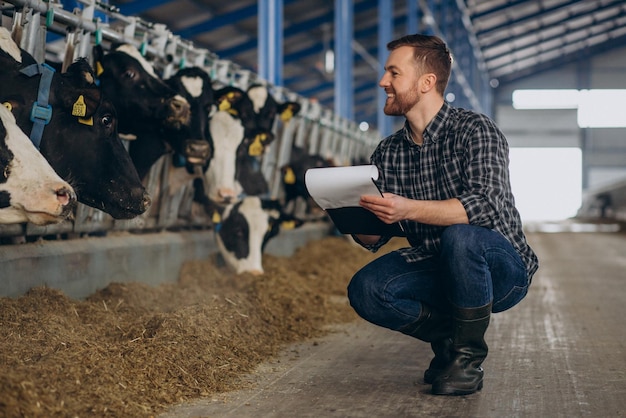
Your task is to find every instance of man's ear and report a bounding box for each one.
[420,73,438,93]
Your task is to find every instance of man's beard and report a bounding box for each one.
[383,87,420,116]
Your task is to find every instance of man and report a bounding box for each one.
[347,34,539,396]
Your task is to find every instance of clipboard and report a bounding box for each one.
[304,165,405,236]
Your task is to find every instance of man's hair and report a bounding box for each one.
[387,34,452,95]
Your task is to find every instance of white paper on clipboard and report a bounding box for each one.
[304,165,382,210]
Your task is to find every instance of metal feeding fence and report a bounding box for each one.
[0,0,380,241]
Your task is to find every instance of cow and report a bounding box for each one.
[164,66,213,171]
[0,27,150,219]
[202,86,260,203]
[202,85,300,204]
[193,85,303,273]
[0,104,76,225]
[92,44,200,178]
[246,83,301,141]
[195,186,303,274]
[280,146,335,218]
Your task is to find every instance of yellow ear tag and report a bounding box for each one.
[280,107,294,122]
[2,102,12,112]
[72,95,87,117]
[218,99,231,112]
[284,167,296,184]
[248,137,263,156]
[281,220,296,230]
[226,108,239,117]
[212,211,221,224]
[78,117,94,126]
[96,61,104,77]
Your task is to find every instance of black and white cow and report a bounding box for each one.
[202,85,300,204]
[93,44,197,178]
[0,27,150,219]
[0,104,76,225]
[165,66,213,171]
[202,86,258,203]
[198,190,303,274]
[246,84,301,142]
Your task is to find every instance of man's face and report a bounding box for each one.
[379,46,421,116]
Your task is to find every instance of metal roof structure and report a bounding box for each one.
[30,0,626,130]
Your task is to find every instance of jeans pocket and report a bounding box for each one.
[492,284,529,313]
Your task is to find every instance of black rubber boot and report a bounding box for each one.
[423,337,453,384]
[396,304,453,384]
[431,303,491,396]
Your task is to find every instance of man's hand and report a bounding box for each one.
[360,193,408,224]
[360,193,469,226]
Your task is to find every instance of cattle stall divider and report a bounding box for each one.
[0,0,378,297]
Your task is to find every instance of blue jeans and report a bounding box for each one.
[347,224,530,333]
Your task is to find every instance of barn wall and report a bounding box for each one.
[494,44,626,191]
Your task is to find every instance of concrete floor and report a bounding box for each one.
[159,230,626,418]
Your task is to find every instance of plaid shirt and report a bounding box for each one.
[364,101,539,279]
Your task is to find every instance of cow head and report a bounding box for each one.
[93,43,191,135]
[280,147,335,217]
[246,83,301,148]
[0,28,150,219]
[165,66,214,169]
[202,87,254,203]
[209,195,304,275]
[0,104,76,225]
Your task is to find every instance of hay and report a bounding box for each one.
[0,236,405,417]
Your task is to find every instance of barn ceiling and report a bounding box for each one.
[12,0,626,130]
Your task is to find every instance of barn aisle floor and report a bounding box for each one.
[159,230,626,418]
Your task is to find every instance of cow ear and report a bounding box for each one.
[278,102,301,121]
[92,44,105,77]
[65,58,97,86]
[216,88,243,112]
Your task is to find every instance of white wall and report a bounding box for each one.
[494,45,626,192]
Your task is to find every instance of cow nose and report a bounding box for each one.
[55,186,76,207]
[141,190,152,211]
[185,139,211,163]
[217,188,237,202]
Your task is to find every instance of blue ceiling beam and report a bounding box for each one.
[207,0,380,59]
[482,1,626,53]
[175,5,257,39]
[474,0,595,37]
[116,0,173,16]
[496,32,626,85]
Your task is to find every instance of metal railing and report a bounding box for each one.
[0,0,380,241]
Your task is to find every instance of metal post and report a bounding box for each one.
[377,0,392,137]
[407,0,420,34]
[258,0,283,86]
[334,0,353,121]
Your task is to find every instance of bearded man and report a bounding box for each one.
[347,34,539,396]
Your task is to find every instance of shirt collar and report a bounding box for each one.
[399,101,451,146]
[422,101,452,144]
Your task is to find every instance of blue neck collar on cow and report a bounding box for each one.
[19,63,56,149]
